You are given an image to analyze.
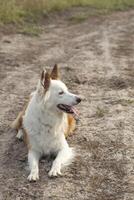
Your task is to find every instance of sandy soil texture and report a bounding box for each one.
[0,9,134,200]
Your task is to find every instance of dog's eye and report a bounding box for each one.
[59,91,64,95]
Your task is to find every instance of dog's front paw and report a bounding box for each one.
[48,165,62,177]
[27,172,39,181]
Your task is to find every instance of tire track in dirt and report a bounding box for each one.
[0,10,134,200]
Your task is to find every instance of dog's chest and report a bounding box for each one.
[25,109,66,154]
[34,124,61,154]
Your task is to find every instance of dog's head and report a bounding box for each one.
[38,64,81,116]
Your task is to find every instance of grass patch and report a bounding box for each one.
[0,0,22,24]
[0,0,134,24]
[18,24,41,36]
[118,99,134,106]
[95,107,107,118]
[69,13,89,23]
[68,8,110,23]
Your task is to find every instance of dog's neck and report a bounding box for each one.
[42,105,64,124]
[34,94,66,131]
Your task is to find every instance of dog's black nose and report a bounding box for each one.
[76,97,81,103]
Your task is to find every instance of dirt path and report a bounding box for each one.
[0,9,134,200]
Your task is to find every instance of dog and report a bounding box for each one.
[12,65,76,139]
[11,64,81,181]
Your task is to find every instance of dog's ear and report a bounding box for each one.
[41,70,50,90]
[44,72,50,90]
[51,64,59,80]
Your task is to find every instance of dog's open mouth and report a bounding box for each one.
[57,104,79,116]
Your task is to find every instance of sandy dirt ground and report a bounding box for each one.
[0,9,134,200]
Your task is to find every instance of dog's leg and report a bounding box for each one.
[27,150,41,181]
[48,145,74,177]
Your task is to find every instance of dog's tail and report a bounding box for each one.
[11,100,29,130]
[11,95,32,130]
[11,111,23,130]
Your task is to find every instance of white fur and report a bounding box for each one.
[23,79,78,181]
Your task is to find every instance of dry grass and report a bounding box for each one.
[95,107,106,118]
[0,0,134,24]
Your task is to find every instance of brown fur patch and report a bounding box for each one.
[11,111,23,131]
[11,98,31,150]
[22,127,31,150]
[44,72,50,90]
[11,101,29,131]
[41,71,50,91]
[65,114,76,137]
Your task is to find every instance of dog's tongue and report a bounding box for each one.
[72,106,79,116]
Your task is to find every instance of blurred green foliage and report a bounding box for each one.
[0,0,134,24]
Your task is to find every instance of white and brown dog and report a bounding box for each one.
[12,65,81,181]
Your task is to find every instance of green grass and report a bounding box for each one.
[0,0,22,24]
[18,24,41,36]
[69,13,89,23]
[0,0,134,24]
